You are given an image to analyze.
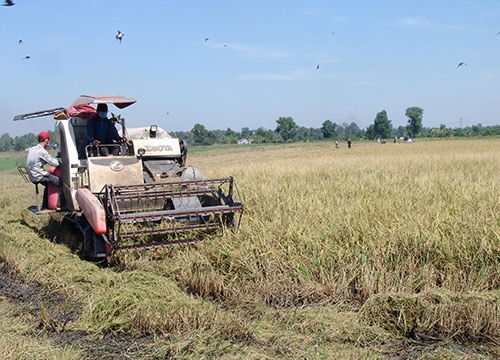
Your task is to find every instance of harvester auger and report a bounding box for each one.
[15,94,243,260]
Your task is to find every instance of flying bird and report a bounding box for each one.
[18,39,23,44]
[2,0,15,6]
[457,62,467,68]
[22,56,31,60]
[316,64,320,70]
[116,30,124,44]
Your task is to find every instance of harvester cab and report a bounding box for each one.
[14,95,243,259]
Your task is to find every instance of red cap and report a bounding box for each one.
[38,131,50,141]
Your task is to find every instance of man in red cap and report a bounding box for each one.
[26,131,61,209]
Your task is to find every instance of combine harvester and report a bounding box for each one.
[14,95,243,260]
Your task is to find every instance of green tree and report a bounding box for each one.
[275,116,298,142]
[347,122,363,138]
[308,127,324,141]
[373,110,392,139]
[225,128,236,138]
[297,127,318,142]
[210,129,224,144]
[320,120,337,139]
[254,127,276,143]
[395,125,406,137]
[14,133,37,151]
[0,133,14,152]
[220,127,238,144]
[405,106,423,137]
[365,124,375,140]
[338,122,363,140]
[240,127,252,139]
[191,123,212,145]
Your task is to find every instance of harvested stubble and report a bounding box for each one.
[0,298,82,360]
[78,270,252,339]
[360,289,500,342]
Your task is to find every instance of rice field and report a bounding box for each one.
[0,138,498,359]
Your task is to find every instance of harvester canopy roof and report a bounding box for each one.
[71,94,137,109]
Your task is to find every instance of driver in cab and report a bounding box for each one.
[86,103,123,156]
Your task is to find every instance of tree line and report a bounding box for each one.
[171,106,499,146]
[1,106,499,151]
[0,130,61,152]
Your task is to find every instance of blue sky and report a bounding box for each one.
[1,0,500,136]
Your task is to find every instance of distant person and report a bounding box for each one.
[347,138,352,148]
[335,140,339,149]
[26,131,61,209]
[393,136,397,143]
[86,103,123,156]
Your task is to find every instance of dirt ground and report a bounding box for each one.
[0,260,158,359]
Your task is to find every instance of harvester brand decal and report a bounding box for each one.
[109,161,124,172]
[145,144,173,152]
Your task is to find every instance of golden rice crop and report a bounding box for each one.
[133,140,499,307]
[0,138,498,357]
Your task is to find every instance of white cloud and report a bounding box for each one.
[395,17,460,30]
[398,17,430,27]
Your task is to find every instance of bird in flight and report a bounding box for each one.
[22,56,31,60]
[316,64,320,70]
[205,38,209,42]
[2,0,15,6]
[116,30,124,44]
[457,62,467,68]
[18,39,23,44]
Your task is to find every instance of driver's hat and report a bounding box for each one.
[97,103,108,112]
